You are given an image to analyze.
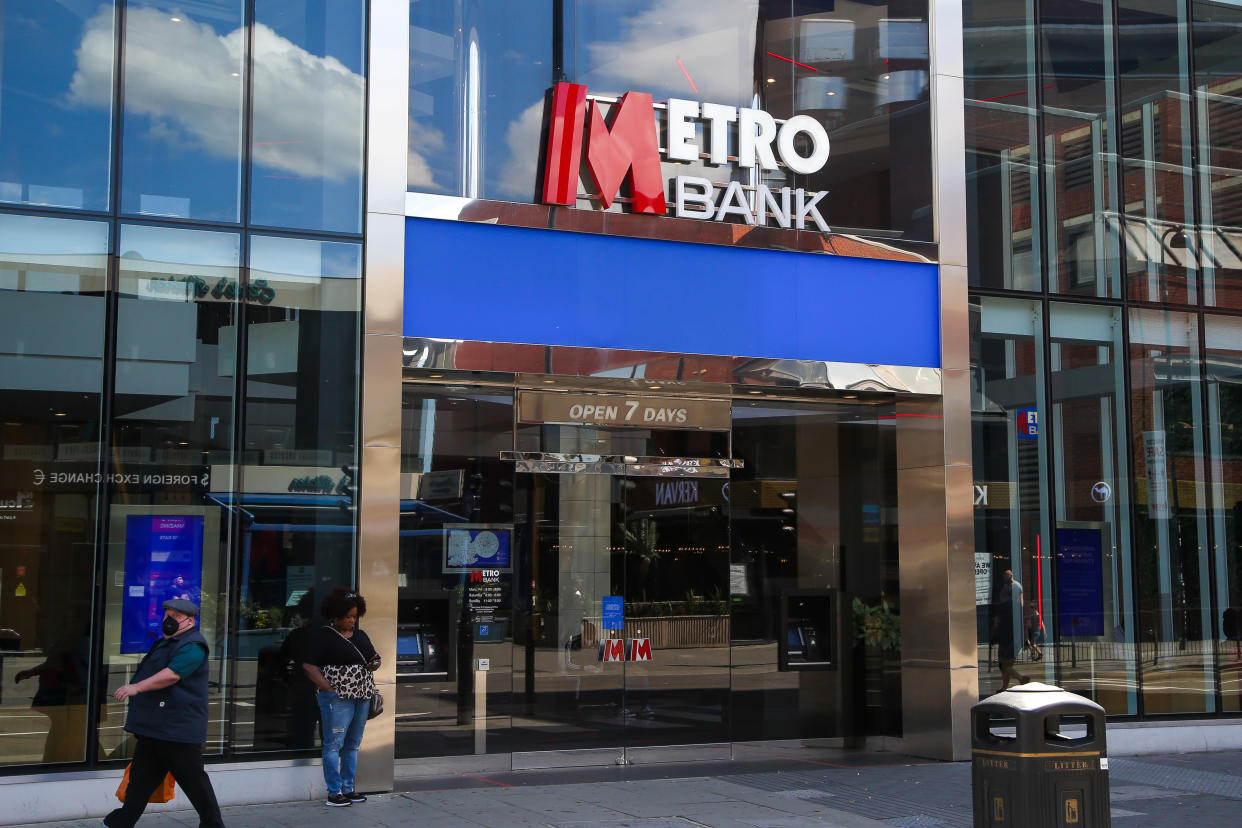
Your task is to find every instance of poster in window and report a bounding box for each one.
[1056,527,1104,637]
[121,515,205,653]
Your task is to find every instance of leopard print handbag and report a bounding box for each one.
[321,626,378,701]
[321,662,375,700]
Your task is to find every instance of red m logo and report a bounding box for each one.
[598,638,626,662]
[628,638,652,662]
[542,82,667,215]
[469,570,483,583]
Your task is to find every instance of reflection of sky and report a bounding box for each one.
[0,214,110,257]
[572,0,759,104]
[0,1,115,210]
[105,2,246,222]
[45,0,366,232]
[250,235,362,280]
[119,224,241,269]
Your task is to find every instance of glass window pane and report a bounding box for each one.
[1118,0,1196,304]
[1129,308,1213,713]
[971,296,1051,699]
[409,0,553,200]
[1194,1,1242,308]
[730,400,900,740]
[965,0,1041,291]
[396,388,514,758]
[231,236,361,753]
[0,214,109,766]
[1041,0,1121,297]
[1049,302,1136,713]
[409,0,933,240]
[99,225,241,759]
[119,2,245,222]
[1204,314,1242,711]
[0,1,114,211]
[249,0,366,234]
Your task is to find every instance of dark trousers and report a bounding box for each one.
[104,736,225,828]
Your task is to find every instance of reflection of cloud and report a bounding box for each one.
[497,101,545,201]
[68,8,363,181]
[408,118,445,190]
[584,0,759,103]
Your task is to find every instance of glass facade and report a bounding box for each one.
[0,1,365,771]
[968,0,1242,717]
[408,0,934,240]
[393,383,900,759]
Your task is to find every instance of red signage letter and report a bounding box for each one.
[585,92,667,214]
[628,638,652,662]
[542,82,588,206]
[599,639,626,662]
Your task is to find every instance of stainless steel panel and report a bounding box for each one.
[896,463,976,760]
[362,333,403,448]
[624,743,732,764]
[932,73,968,269]
[931,0,965,80]
[511,748,624,770]
[944,462,979,674]
[405,192,940,264]
[403,338,943,396]
[355,442,400,792]
[366,0,409,218]
[364,212,405,337]
[895,397,946,471]
[940,367,973,470]
[939,264,970,372]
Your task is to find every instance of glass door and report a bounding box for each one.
[507,453,734,765]
[615,465,731,761]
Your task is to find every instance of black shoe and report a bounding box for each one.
[325,793,352,807]
[344,791,367,803]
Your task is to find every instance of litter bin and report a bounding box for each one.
[972,682,1110,827]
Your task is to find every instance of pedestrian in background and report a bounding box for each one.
[302,588,380,807]
[103,598,224,828]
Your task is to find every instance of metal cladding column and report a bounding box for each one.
[895,0,976,761]
[355,0,408,792]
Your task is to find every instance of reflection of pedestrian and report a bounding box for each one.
[280,619,318,749]
[15,627,91,763]
[993,570,1029,691]
[302,588,380,807]
[103,598,224,828]
[1024,603,1043,661]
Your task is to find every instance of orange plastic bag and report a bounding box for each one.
[115,763,175,804]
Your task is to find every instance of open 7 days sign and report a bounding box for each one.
[542,82,832,232]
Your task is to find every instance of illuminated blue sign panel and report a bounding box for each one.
[1056,527,1104,637]
[404,218,940,368]
[121,515,204,654]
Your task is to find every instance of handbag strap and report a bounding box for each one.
[325,625,370,666]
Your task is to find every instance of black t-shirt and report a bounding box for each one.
[302,625,376,669]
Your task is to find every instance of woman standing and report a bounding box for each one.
[302,588,380,807]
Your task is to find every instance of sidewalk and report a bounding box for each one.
[19,748,1242,828]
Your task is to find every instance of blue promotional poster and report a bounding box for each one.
[121,515,205,653]
[1056,527,1104,637]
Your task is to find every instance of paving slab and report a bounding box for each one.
[14,749,1242,828]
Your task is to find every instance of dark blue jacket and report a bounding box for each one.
[125,628,210,744]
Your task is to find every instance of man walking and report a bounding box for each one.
[103,598,225,827]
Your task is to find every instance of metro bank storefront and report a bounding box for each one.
[3,0,1240,818]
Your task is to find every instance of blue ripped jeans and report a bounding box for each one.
[316,691,370,794]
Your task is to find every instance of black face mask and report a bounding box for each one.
[162,617,182,637]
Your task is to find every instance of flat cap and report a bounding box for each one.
[162,598,200,617]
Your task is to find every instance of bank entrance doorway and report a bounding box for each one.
[394,379,901,765]
[505,391,737,763]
